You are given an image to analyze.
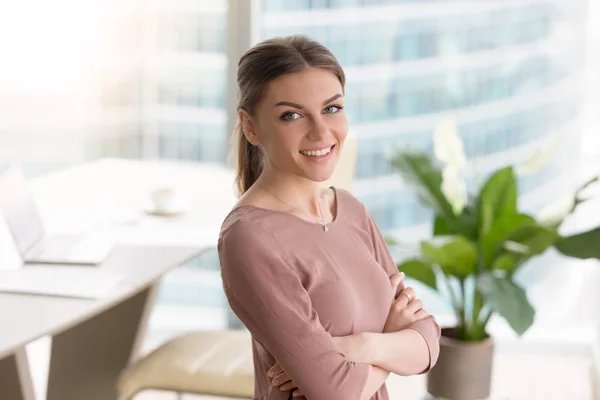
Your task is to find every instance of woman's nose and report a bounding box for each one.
[307,117,330,141]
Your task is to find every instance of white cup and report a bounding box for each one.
[150,188,177,213]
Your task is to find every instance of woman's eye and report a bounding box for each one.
[324,105,343,114]
[280,112,301,121]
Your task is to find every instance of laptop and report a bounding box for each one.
[0,164,115,265]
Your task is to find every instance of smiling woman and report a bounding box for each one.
[218,35,440,400]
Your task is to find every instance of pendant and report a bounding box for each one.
[323,224,329,232]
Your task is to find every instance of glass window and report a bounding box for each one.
[397,90,417,117]
[400,34,418,60]
[360,81,389,122]
[330,0,362,8]
[356,99,576,179]
[326,25,350,65]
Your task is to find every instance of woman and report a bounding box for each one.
[218,35,440,400]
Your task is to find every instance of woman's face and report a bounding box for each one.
[243,67,347,183]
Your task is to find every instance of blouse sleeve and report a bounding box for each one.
[363,207,441,373]
[218,219,370,400]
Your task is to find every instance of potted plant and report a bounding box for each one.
[388,120,600,400]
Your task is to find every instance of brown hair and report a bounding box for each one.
[232,35,345,195]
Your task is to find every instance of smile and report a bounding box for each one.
[299,144,334,157]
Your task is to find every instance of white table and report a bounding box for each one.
[29,158,238,247]
[0,158,239,400]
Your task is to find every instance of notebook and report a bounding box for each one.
[0,266,125,299]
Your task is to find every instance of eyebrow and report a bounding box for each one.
[274,94,343,109]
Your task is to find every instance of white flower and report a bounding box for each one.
[578,178,599,201]
[434,118,467,170]
[537,191,576,229]
[503,241,529,254]
[518,136,563,175]
[441,165,467,215]
[537,177,599,228]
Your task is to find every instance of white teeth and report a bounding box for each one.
[301,146,332,157]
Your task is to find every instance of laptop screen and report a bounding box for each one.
[0,165,45,255]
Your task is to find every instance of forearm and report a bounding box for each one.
[335,328,430,377]
[329,335,389,398]
[333,329,430,377]
[363,329,430,376]
[359,364,390,400]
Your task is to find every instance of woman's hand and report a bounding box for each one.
[267,362,304,397]
[383,274,430,333]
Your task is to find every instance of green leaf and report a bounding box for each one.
[506,224,559,256]
[421,241,445,265]
[480,201,494,238]
[397,259,437,290]
[434,205,478,240]
[421,236,477,278]
[555,227,600,259]
[491,254,517,273]
[485,223,558,277]
[390,149,455,220]
[481,213,535,267]
[458,201,479,241]
[477,274,535,336]
[433,215,452,236]
[477,167,517,234]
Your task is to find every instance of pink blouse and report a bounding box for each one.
[218,187,440,400]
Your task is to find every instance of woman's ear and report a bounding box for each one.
[239,109,260,146]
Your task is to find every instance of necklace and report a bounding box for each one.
[259,185,330,232]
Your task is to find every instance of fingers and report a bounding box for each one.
[269,362,300,395]
[292,389,304,397]
[414,309,429,320]
[390,272,405,299]
[400,286,415,302]
[267,363,283,378]
[279,380,297,391]
[272,372,291,387]
[406,298,423,314]
[392,286,415,310]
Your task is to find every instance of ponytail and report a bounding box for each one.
[234,118,263,196]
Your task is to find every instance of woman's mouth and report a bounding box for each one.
[299,144,336,164]
[299,144,335,157]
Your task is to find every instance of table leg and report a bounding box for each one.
[46,284,158,400]
[0,347,35,400]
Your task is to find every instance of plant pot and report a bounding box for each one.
[426,327,494,400]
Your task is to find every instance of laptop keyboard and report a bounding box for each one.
[29,235,83,260]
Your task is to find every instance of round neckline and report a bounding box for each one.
[234,186,341,229]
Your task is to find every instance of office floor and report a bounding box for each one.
[133,352,592,400]
[136,308,594,400]
[25,305,594,400]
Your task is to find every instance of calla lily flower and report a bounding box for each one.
[537,178,599,228]
[441,165,467,215]
[434,118,467,171]
[518,136,563,175]
[537,191,575,229]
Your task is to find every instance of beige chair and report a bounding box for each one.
[118,330,254,399]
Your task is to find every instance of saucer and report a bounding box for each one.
[142,202,187,217]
